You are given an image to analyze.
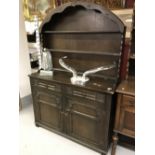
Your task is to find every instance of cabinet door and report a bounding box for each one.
[118,95,135,137]
[65,95,107,149]
[34,89,63,131]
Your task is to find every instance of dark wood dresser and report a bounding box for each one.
[29,2,125,155]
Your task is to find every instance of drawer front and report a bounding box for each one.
[65,86,105,103]
[37,91,61,108]
[31,78,61,93]
[122,95,135,107]
[66,95,106,113]
[66,97,100,117]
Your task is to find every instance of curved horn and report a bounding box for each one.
[82,63,116,79]
[59,56,77,77]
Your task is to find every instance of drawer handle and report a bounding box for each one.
[38,82,47,88]
[86,94,96,100]
[48,85,56,91]
[73,90,86,97]
[73,90,96,100]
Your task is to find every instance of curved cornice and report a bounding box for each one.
[39,1,125,33]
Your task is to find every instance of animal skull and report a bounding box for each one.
[59,56,116,86]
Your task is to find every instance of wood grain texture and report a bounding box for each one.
[29,2,125,155]
[116,79,135,96]
[30,76,114,154]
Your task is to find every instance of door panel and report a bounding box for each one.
[70,113,99,143]
[39,102,62,130]
[66,97,106,148]
[36,91,63,131]
[118,95,135,136]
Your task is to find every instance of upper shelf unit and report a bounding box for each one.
[45,48,121,56]
[42,30,123,34]
[39,2,125,81]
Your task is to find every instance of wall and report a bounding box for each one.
[19,0,31,98]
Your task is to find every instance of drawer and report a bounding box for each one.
[67,98,98,117]
[73,89,96,101]
[66,93,106,113]
[65,87,105,103]
[37,92,61,106]
[31,79,61,92]
[122,95,135,107]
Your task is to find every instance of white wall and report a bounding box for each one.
[19,0,31,98]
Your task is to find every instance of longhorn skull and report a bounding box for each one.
[59,56,116,86]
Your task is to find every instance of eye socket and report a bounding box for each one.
[94,9,102,14]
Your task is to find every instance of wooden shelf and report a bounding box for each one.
[47,48,121,56]
[43,31,122,34]
[53,68,118,81]
[116,78,135,96]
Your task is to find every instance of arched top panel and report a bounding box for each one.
[40,1,125,33]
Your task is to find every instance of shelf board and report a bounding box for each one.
[47,48,121,56]
[116,78,135,96]
[53,68,118,81]
[43,31,122,34]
